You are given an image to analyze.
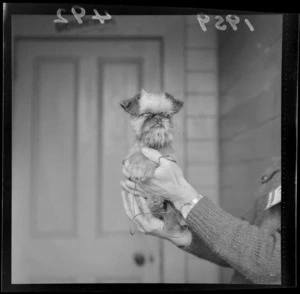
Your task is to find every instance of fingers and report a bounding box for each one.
[122,166,142,187]
[122,166,131,178]
[142,147,176,169]
[141,147,162,164]
[121,189,134,220]
[121,190,145,232]
[122,190,154,232]
[122,190,167,237]
[137,196,151,215]
[122,165,139,183]
[120,180,142,197]
[135,196,152,223]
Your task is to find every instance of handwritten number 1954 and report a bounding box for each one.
[54,6,111,24]
[197,15,254,32]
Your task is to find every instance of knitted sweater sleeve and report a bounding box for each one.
[179,228,231,268]
[179,198,259,268]
[180,196,281,284]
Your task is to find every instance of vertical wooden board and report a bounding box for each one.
[187,141,218,163]
[187,117,217,140]
[184,16,221,284]
[32,58,78,236]
[186,94,217,116]
[186,49,217,71]
[186,26,217,48]
[99,61,140,233]
[187,72,217,93]
[163,15,186,283]
[187,164,218,187]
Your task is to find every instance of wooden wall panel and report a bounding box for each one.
[184,15,220,283]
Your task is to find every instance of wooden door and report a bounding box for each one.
[12,39,162,283]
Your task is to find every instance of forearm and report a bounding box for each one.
[168,181,230,267]
[186,196,281,283]
[178,229,231,268]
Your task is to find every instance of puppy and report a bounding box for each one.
[120,89,186,231]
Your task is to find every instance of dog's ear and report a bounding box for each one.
[165,92,184,114]
[141,89,149,96]
[120,93,140,115]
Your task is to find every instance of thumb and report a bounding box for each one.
[142,147,162,164]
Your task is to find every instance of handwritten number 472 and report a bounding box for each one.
[197,15,254,32]
[54,6,111,24]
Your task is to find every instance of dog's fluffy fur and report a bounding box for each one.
[121,89,186,230]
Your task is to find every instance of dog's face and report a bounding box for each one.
[120,90,183,149]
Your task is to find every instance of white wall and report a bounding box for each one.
[183,16,220,284]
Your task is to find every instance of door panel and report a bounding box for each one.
[100,61,140,233]
[12,40,161,283]
[31,57,78,236]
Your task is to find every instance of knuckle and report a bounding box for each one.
[164,160,172,168]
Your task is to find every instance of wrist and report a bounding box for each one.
[174,180,200,210]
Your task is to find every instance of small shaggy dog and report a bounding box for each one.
[120,89,186,231]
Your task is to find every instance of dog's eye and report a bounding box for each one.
[139,112,151,118]
[162,113,171,119]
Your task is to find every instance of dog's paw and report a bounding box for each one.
[147,195,164,211]
[123,153,158,182]
[125,161,154,182]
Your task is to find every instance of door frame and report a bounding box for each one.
[12,15,186,283]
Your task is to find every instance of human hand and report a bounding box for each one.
[120,147,199,210]
[121,189,192,247]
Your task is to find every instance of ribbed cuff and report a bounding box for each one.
[186,196,234,248]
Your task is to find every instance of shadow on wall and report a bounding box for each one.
[218,14,282,283]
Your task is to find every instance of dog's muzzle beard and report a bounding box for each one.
[136,127,173,149]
